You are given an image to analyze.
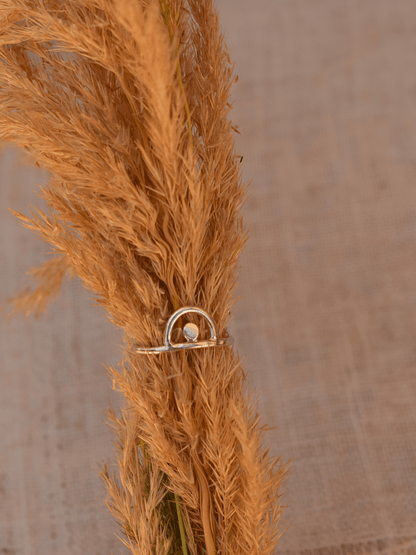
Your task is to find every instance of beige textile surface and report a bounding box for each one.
[1,0,416,554]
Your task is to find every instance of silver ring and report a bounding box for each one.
[133,306,233,354]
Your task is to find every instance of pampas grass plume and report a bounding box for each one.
[0,1,291,554]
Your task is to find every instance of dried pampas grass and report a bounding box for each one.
[0,0,291,554]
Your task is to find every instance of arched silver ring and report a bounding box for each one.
[133,306,233,354]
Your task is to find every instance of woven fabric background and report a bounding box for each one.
[1,1,416,554]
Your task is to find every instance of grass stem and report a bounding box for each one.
[174,492,188,555]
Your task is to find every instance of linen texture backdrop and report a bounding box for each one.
[1,0,416,554]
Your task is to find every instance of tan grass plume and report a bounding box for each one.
[0,0,292,554]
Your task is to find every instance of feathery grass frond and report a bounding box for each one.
[0,1,290,554]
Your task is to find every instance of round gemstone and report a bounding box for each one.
[183,323,199,342]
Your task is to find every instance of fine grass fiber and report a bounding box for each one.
[0,1,292,554]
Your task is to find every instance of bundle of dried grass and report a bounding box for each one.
[0,1,291,554]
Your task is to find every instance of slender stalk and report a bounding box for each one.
[174,492,188,555]
[176,58,193,152]
[159,0,193,151]
[141,439,149,469]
